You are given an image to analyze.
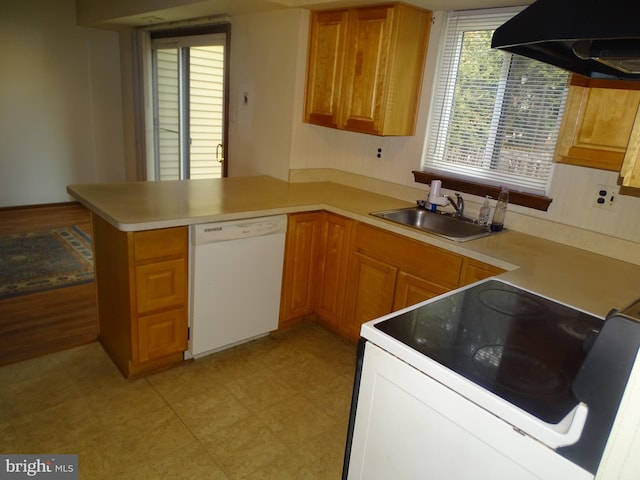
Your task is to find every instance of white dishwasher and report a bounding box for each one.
[188,215,287,358]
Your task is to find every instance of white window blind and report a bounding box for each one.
[423,9,569,195]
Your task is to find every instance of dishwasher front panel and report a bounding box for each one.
[189,215,287,357]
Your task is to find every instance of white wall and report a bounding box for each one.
[227,9,305,180]
[0,0,125,207]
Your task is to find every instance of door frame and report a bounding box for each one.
[148,22,231,179]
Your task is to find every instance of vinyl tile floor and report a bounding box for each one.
[0,322,357,479]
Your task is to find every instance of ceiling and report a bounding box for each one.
[76,0,533,29]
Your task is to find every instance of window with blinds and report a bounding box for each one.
[423,9,569,195]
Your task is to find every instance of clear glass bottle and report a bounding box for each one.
[490,188,508,232]
[478,196,491,225]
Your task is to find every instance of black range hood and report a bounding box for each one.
[491,0,640,80]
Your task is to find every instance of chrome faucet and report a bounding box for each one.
[446,193,465,217]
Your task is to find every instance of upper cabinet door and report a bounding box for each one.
[304,3,431,136]
[555,77,640,171]
[620,106,640,187]
[304,10,349,128]
[340,5,394,135]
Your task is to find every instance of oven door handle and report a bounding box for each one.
[551,401,589,447]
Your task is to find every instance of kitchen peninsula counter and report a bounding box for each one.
[68,175,640,318]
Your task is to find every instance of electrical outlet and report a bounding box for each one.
[593,184,618,210]
[376,147,382,159]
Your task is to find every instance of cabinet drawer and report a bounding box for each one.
[134,227,187,263]
[137,307,187,362]
[135,259,186,314]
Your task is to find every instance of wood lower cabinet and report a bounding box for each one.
[305,3,431,136]
[393,271,450,311]
[279,212,506,344]
[280,211,355,334]
[341,222,464,343]
[460,257,506,286]
[342,251,398,342]
[91,213,188,378]
[137,307,187,363]
[279,212,325,327]
[315,212,354,333]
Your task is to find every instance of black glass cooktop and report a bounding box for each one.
[374,280,603,424]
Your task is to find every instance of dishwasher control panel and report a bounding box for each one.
[192,215,287,244]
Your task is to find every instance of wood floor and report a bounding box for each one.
[0,203,98,366]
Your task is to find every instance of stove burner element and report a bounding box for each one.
[478,288,549,317]
[472,345,568,397]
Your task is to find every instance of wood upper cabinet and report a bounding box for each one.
[304,10,349,129]
[555,76,640,172]
[304,3,431,136]
[279,212,325,327]
[91,213,188,378]
[620,106,640,187]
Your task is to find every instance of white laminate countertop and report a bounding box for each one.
[67,176,640,318]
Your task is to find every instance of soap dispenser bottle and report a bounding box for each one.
[490,188,508,232]
[478,196,491,225]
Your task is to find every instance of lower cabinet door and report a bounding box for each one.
[316,213,354,332]
[343,252,397,343]
[460,259,506,286]
[137,308,188,363]
[279,212,324,325]
[392,271,450,311]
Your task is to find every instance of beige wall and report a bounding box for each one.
[0,0,125,207]
[227,8,305,180]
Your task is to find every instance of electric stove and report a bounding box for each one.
[373,279,603,424]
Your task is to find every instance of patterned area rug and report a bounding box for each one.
[0,226,94,299]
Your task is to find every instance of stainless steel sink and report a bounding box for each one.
[370,207,495,242]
